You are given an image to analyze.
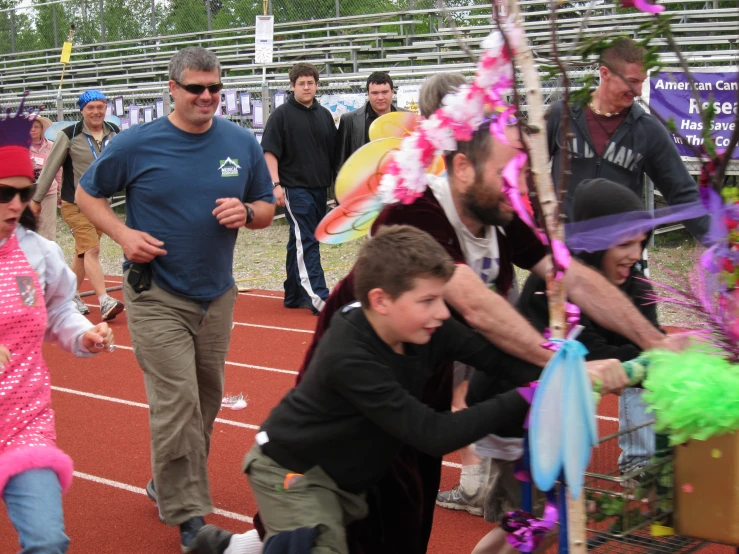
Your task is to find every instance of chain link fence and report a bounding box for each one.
[0,0,475,54]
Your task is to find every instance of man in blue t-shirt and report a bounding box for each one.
[76,47,275,552]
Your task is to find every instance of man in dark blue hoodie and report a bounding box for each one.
[262,62,337,314]
[547,37,710,241]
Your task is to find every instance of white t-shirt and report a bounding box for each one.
[427,175,500,289]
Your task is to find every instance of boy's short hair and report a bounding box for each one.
[366,71,393,92]
[354,225,455,308]
[289,63,320,85]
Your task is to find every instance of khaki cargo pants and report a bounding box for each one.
[244,444,368,553]
[124,271,237,525]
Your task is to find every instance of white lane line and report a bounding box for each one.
[225,360,299,375]
[108,345,299,376]
[73,471,253,523]
[52,386,260,430]
[232,321,313,334]
[238,292,283,299]
[442,461,462,469]
[83,304,313,335]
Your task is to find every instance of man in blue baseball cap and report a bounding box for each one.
[32,89,125,320]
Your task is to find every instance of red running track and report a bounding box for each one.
[0,278,732,554]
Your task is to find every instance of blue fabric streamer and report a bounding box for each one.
[529,336,595,500]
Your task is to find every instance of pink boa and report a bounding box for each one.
[0,446,74,494]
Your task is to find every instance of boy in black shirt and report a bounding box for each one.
[194,225,542,554]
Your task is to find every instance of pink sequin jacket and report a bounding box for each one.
[0,225,94,494]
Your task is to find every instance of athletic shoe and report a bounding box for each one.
[73,294,90,315]
[284,301,320,316]
[221,393,247,411]
[146,479,165,522]
[192,524,234,554]
[180,516,206,553]
[100,296,124,320]
[436,485,484,516]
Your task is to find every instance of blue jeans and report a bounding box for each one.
[3,469,70,553]
[618,387,656,468]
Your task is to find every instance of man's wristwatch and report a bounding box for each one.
[245,203,255,225]
[272,181,281,188]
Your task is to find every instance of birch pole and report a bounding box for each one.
[502,0,587,551]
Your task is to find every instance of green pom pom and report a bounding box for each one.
[643,347,739,445]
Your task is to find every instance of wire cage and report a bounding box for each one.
[583,419,706,553]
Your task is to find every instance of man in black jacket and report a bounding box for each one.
[547,37,710,241]
[262,63,336,314]
[334,72,408,173]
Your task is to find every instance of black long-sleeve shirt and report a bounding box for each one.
[261,94,336,189]
[260,305,540,494]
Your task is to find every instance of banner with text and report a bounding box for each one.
[649,70,738,160]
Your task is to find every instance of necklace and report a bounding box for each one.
[589,102,621,118]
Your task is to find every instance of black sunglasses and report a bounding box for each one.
[0,184,36,204]
[175,81,224,95]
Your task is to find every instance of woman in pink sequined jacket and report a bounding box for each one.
[0,100,115,554]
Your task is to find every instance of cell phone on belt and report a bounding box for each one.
[127,263,152,293]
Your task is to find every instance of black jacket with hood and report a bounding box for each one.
[517,178,661,364]
[547,99,710,241]
[468,179,661,413]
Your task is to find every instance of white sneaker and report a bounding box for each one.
[100,296,124,320]
[73,294,90,315]
[221,393,247,410]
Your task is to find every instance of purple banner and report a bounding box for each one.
[649,70,738,159]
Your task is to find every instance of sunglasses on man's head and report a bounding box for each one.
[0,184,36,204]
[175,81,224,95]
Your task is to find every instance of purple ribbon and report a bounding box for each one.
[502,502,558,552]
[517,382,538,429]
[565,200,710,253]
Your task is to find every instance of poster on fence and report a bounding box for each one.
[647,69,738,160]
[319,93,366,127]
[255,16,274,65]
[396,85,421,114]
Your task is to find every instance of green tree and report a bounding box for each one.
[160,0,208,35]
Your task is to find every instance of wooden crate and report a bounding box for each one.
[674,432,739,546]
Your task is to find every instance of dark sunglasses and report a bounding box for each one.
[175,81,224,95]
[0,184,36,204]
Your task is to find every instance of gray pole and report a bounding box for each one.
[261,80,269,126]
[10,9,15,53]
[151,0,156,35]
[100,0,105,42]
[335,0,340,18]
[163,87,172,114]
[56,97,64,123]
[53,4,59,48]
[268,0,272,16]
[206,0,212,31]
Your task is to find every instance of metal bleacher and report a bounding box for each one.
[0,0,736,115]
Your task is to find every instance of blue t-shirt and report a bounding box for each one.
[80,117,274,301]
